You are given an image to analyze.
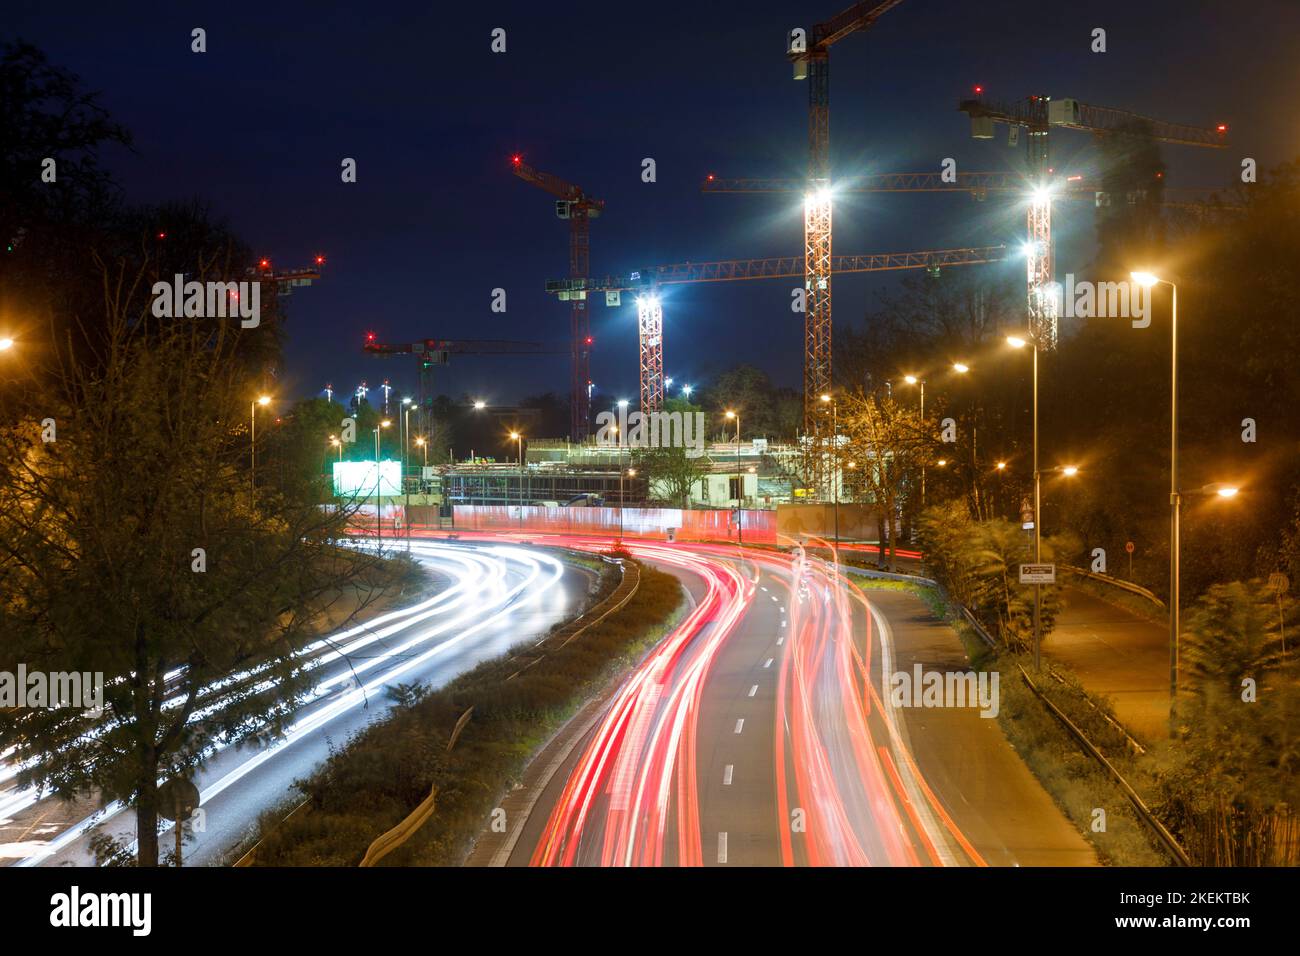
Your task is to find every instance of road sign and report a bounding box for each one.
[1125,541,1135,554]
[1019,563,1056,584]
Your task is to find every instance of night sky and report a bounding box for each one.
[7,0,1297,415]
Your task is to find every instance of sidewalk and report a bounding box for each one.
[1046,586,1169,743]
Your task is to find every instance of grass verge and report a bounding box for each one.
[245,558,685,866]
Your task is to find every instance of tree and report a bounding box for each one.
[630,398,711,506]
[838,389,925,567]
[0,250,380,866]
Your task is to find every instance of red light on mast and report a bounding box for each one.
[511,154,521,165]
[973,85,983,95]
[259,258,270,269]
[1216,124,1228,133]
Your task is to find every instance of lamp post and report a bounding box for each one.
[402,399,414,551]
[1006,333,1048,669]
[374,420,391,543]
[250,395,271,509]
[620,467,636,540]
[510,431,523,531]
[725,410,742,546]
[903,375,926,508]
[1132,271,1181,731]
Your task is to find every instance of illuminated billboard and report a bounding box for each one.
[332,460,402,498]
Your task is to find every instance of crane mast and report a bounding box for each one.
[511,156,604,439]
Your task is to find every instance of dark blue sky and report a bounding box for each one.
[8,0,1297,411]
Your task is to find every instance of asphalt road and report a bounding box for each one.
[1048,585,1169,742]
[2,539,590,867]
[475,538,1094,867]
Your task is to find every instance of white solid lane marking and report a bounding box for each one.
[723,764,734,785]
[777,636,784,645]
[764,658,773,668]
[734,718,745,734]
[748,684,758,697]
[718,832,729,864]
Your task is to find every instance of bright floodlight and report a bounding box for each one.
[257,395,272,406]
[0,337,13,351]
[953,362,970,374]
[1062,465,1079,477]
[903,374,918,385]
[617,399,629,409]
[402,397,412,405]
[1131,271,1161,288]
[1006,335,1028,349]
[820,393,831,403]
[473,400,486,409]
[996,461,1007,470]
[682,384,693,396]
[1031,183,1054,203]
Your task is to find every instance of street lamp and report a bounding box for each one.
[374,420,391,542]
[473,400,486,410]
[402,400,414,550]
[682,384,693,398]
[952,362,970,374]
[725,410,742,545]
[0,337,13,351]
[510,431,523,528]
[901,375,927,509]
[1005,330,1056,669]
[250,395,272,509]
[619,467,636,540]
[1131,270,1183,730]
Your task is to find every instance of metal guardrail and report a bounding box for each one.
[1062,565,1166,609]
[1017,663,1189,865]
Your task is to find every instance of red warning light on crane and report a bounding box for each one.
[1216,124,1228,133]
[973,85,983,95]
[585,336,593,345]
[157,231,166,240]
[315,255,326,266]
[511,154,522,166]
[259,258,270,269]
[365,332,376,342]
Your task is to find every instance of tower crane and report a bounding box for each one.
[790,1,906,434]
[545,244,1006,412]
[510,155,605,441]
[957,93,1228,349]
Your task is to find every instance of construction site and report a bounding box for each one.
[346,0,1234,545]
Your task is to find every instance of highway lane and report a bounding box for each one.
[1,539,590,867]
[477,535,1093,867]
